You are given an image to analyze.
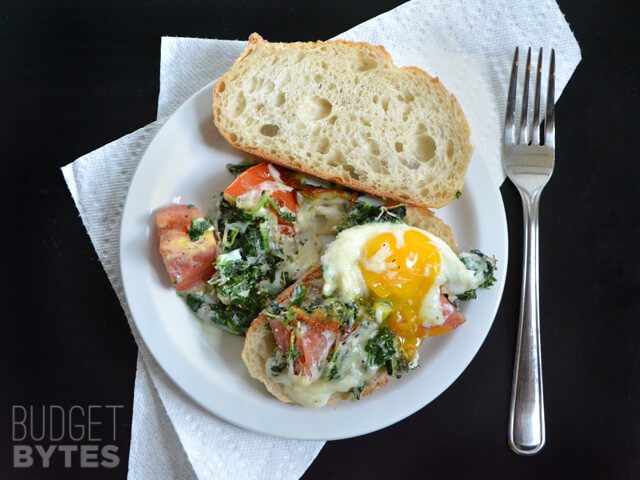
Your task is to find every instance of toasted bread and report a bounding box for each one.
[214,33,472,209]
[241,207,457,405]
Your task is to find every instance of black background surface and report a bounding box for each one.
[2,1,639,478]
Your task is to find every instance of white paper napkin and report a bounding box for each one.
[61,1,580,478]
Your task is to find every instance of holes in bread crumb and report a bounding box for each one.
[329,150,345,167]
[381,97,389,113]
[321,61,328,70]
[297,96,333,121]
[232,92,246,117]
[245,77,258,93]
[342,164,360,180]
[275,92,286,107]
[260,124,279,137]
[229,133,238,142]
[359,117,371,127]
[446,140,454,159]
[328,116,337,125]
[314,74,323,83]
[294,52,306,64]
[399,156,421,170]
[264,81,275,94]
[414,134,437,162]
[366,155,389,175]
[367,140,380,156]
[404,91,415,102]
[215,107,221,119]
[372,95,379,104]
[218,81,226,93]
[355,55,378,72]
[416,123,427,134]
[328,83,336,91]
[402,108,412,122]
[395,142,404,153]
[317,137,330,155]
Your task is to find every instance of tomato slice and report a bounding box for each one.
[270,309,340,376]
[422,291,466,337]
[224,162,297,216]
[156,204,217,292]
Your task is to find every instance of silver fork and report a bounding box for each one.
[504,47,555,456]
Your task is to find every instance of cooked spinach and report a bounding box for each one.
[352,383,366,400]
[208,303,254,335]
[309,295,360,326]
[336,201,406,232]
[226,160,255,176]
[456,249,498,301]
[456,289,477,301]
[287,331,299,362]
[185,293,204,312]
[205,197,292,335]
[325,346,342,381]
[290,285,308,307]
[269,351,287,375]
[187,217,212,241]
[365,327,409,378]
[252,191,296,222]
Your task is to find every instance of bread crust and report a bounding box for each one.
[213,33,473,209]
[241,207,458,406]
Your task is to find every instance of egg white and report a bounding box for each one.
[321,223,480,327]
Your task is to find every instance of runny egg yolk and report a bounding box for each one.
[359,230,441,360]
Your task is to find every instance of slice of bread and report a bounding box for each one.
[214,33,472,209]
[241,208,457,405]
[242,266,389,405]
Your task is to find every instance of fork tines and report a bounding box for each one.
[505,47,556,147]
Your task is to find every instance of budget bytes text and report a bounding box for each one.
[11,405,123,469]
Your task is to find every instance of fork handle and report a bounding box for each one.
[508,192,545,455]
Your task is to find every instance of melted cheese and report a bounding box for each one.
[279,192,351,280]
[268,321,381,407]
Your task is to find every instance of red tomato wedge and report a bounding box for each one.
[224,162,297,216]
[270,310,340,376]
[422,291,466,337]
[156,204,217,292]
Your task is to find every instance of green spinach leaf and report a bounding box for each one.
[336,201,406,232]
[187,217,212,241]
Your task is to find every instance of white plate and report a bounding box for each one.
[120,81,508,440]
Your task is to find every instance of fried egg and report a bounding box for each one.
[322,223,480,359]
